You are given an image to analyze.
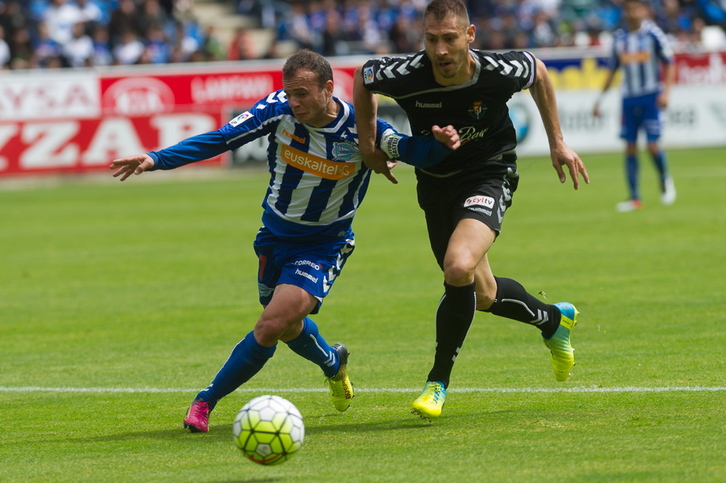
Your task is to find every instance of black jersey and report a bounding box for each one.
[362,49,536,176]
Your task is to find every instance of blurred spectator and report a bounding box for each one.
[143,23,171,63]
[42,0,83,45]
[321,3,347,56]
[137,0,170,39]
[91,23,114,66]
[76,0,105,27]
[169,20,199,62]
[237,0,278,29]
[201,25,226,61]
[63,20,94,67]
[0,0,720,71]
[389,14,421,54]
[108,0,139,44]
[282,1,317,50]
[113,28,144,64]
[8,25,36,69]
[356,4,385,53]
[35,21,63,67]
[0,24,10,69]
[530,9,560,47]
[227,26,256,60]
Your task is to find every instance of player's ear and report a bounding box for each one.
[467,23,476,44]
[323,79,334,95]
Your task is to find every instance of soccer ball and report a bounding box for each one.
[233,395,305,465]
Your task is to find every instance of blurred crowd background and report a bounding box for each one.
[1,0,725,70]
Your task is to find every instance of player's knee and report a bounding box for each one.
[254,316,298,346]
[443,259,476,286]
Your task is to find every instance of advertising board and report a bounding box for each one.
[1,51,724,177]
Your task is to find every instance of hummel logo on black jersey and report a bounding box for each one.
[415,101,442,108]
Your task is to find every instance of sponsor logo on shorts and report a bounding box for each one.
[229,111,253,126]
[294,259,321,270]
[295,269,319,283]
[464,196,495,209]
[467,207,492,216]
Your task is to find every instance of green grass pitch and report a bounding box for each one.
[1,147,725,482]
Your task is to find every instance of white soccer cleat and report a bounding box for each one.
[616,199,642,212]
[661,176,676,206]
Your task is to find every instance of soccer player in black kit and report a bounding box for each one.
[353,0,590,420]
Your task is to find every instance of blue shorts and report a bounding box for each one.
[620,92,663,143]
[253,227,355,314]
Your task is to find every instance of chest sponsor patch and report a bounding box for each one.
[280,143,357,180]
[620,51,651,64]
[464,195,495,209]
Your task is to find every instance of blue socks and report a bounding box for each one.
[626,154,640,200]
[285,317,339,378]
[195,318,340,409]
[651,150,668,184]
[195,331,276,409]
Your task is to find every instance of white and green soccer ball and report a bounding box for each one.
[233,395,305,465]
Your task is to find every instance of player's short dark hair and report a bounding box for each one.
[424,0,470,26]
[282,49,333,90]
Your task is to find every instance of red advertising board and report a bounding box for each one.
[0,52,723,177]
[674,51,726,84]
[0,112,222,175]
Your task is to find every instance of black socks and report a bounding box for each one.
[484,277,560,338]
[427,281,476,388]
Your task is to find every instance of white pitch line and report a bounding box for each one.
[1,386,725,394]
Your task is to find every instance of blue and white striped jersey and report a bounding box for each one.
[608,20,674,99]
[220,91,375,238]
[148,90,453,240]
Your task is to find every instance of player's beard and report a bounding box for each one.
[434,53,465,79]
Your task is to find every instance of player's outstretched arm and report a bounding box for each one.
[378,124,459,169]
[110,130,230,182]
[354,65,398,184]
[529,57,590,190]
[592,68,617,118]
[110,154,155,182]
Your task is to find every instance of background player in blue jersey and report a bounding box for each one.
[593,0,677,212]
[110,49,460,433]
[354,0,589,421]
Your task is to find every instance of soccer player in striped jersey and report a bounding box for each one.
[593,0,676,212]
[354,0,589,421]
[110,49,460,433]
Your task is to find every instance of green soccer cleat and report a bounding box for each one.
[411,381,447,421]
[324,343,354,412]
[543,302,579,382]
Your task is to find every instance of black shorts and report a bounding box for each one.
[416,159,520,269]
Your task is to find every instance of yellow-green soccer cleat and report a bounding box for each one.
[411,381,447,421]
[544,302,579,382]
[324,343,354,412]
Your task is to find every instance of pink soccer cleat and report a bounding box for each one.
[183,400,211,433]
